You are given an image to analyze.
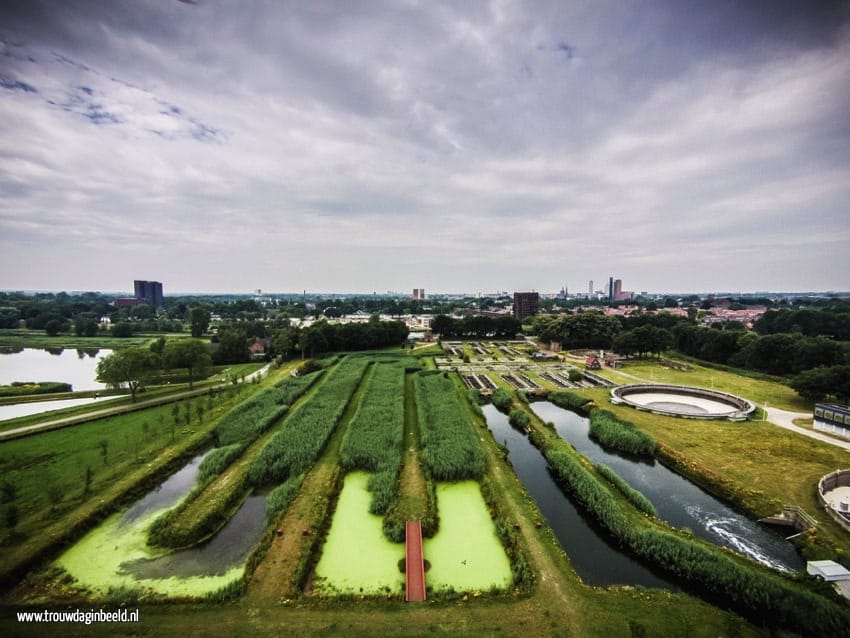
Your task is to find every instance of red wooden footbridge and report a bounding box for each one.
[405,520,426,601]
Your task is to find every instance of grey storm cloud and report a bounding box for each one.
[0,0,848,294]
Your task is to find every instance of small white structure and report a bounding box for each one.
[807,560,850,582]
[807,560,850,599]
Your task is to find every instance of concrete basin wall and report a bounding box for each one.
[610,384,755,421]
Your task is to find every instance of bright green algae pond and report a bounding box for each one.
[314,471,405,595]
[314,472,512,595]
[55,453,262,597]
[424,481,512,592]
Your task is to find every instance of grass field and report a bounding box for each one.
[589,356,810,412]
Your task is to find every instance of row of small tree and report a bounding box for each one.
[95,338,212,400]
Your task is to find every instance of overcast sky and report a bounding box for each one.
[1,1,848,295]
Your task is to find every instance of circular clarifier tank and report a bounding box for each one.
[611,384,755,421]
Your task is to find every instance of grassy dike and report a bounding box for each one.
[505,392,850,636]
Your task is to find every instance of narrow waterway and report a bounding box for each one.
[483,404,678,589]
[58,451,268,594]
[531,401,803,572]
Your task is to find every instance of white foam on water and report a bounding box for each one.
[685,505,791,572]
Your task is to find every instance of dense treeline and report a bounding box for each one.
[544,448,850,636]
[340,359,411,514]
[414,372,486,481]
[248,357,369,487]
[271,318,409,360]
[755,306,850,340]
[673,324,849,376]
[532,312,622,349]
[430,314,521,339]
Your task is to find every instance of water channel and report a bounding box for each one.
[483,404,678,589]
[57,451,268,596]
[530,401,803,573]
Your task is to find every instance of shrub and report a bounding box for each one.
[548,390,592,411]
[491,387,513,412]
[508,408,530,430]
[588,410,658,458]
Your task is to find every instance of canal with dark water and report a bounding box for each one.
[483,402,803,589]
[483,404,678,589]
[530,401,803,573]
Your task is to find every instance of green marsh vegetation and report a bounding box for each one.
[0,385,248,584]
[339,359,410,515]
[414,372,486,481]
[247,356,370,487]
[148,368,322,548]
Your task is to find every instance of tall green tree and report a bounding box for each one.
[189,305,211,338]
[164,339,212,388]
[96,346,157,401]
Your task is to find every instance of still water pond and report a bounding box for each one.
[531,401,803,572]
[314,471,405,595]
[423,481,513,592]
[0,348,111,390]
[314,472,513,595]
[57,452,267,596]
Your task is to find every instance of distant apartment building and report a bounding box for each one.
[513,292,539,320]
[134,280,164,307]
[588,280,593,297]
[412,288,426,301]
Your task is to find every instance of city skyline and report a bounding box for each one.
[1,1,849,294]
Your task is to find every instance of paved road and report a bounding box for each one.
[0,363,272,442]
[765,407,850,453]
